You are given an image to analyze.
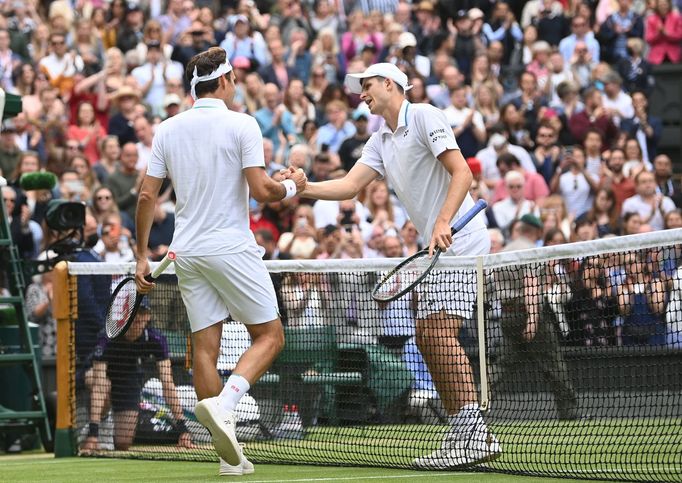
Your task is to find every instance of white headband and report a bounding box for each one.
[190,60,233,100]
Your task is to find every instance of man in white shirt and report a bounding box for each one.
[443,86,487,158]
[135,48,306,476]
[131,41,184,116]
[287,62,501,469]
[475,133,536,188]
[622,170,676,231]
[492,171,538,233]
[601,71,634,127]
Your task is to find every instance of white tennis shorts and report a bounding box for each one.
[174,246,280,332]
[416,228,490,321]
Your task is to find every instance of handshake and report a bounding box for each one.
[280,166,308,196]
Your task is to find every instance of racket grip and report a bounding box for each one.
[451,199,488,235]
[149,251,176,280]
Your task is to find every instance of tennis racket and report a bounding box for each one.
[371,199,488,302]
[105,252,176,339]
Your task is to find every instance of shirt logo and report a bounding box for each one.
[429,128,447,143]
[403,129,410,137]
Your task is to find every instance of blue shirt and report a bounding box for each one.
[254,107,297,153]
[316,121,356,154]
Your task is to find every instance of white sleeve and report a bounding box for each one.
[357,133,385,179]
[147,125,167,178]
[240,116,266,169]
[415,106,459,158]
[472,111,485,132]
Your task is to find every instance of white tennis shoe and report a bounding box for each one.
[219,454,255,476]
[413,423,502,469]
[195,397,241,466]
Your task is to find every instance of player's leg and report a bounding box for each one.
[112,410,138,451]
[192,322,223,400]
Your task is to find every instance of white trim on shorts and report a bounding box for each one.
[416,228,490,321]
[174,246,280,332]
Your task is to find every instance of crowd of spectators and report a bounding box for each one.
[0,0,680,357]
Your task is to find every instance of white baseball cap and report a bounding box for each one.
[344,63,413,95]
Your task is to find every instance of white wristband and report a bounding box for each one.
[281,179,297,200]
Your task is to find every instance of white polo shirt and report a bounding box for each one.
[358,100,486,242]
[147,97,265,256]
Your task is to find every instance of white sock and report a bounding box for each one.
[446,403,482,440]
[217,374,250,414]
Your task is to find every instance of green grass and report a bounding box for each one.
[74,418,682,481]
[0,454,602,482]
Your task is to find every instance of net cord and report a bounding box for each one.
[67,229,682,275]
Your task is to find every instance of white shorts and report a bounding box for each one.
[416,228,490,321]
[175,247,280,332]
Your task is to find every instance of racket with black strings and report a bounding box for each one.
[105,252,176,339]
[372,199,488,302]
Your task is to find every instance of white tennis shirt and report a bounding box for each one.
[358,100,486,242]
[147,97,265,256]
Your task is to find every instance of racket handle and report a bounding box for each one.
[451,199,488,235]
[148,251,176,281]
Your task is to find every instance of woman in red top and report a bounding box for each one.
[645,0,682,64]
[67,101,107,165]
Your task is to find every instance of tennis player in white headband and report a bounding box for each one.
[135,47,306,476]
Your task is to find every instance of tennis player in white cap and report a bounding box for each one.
[135,47,306,476]
[288,62,501,469]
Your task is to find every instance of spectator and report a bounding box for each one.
[364,179,406,231]
[287,28,313,85]
[258,37,294,90]
[97,217,135,263]
[108,86,141,145]
[94,136,120,185]
[284,78,315,136]
[621,211,643,235]
[598,0,644,63]
[550,145,599,218]
[568,41,597,89]
[621,91,662,165]
[115,3,145,54]
[541,194,573,240]
[582,129,604,180]
[278,204,318,260]
[316,100,355,154]
[69,154,99,201]
[617,250,666,345]
[622,170,676,231]
[338,109,371,172]
[568,87,619,148]
[492,170,539,233]
[1,186,35,259]
[148,202,175,261]
[617,38,654,94]
[474,82,501,132]
[444,85,486,158]
[91,186,134,234]
[601,71,634,126]
[601,148,636,212]
[476,132,536,187]
[25,269,56,358]
[171,20,213,74]
[131,41,184,116]
[492,152,550,204]
[67,101,106,165]
[220,15,268,72]
[559,15,600,64]
[488,227,505,253]
[39,32,84,98]
[579,187,622,237]
[652,154,682,208]
[106,142,141,222]
[392,32,430,79]
[0,29,20,92]
[622,137,647,178]
[340,11,382,64]
[534,0,571,47]
[400,220,422,256]
[483,2,523,66]
[644,0,682,65]
[254,83,297,154]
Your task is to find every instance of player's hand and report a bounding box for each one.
[178,432,195,449]
[287,166,307,193]
[135,258,154,294]
[428,218,452,258]
[82,436,99,452]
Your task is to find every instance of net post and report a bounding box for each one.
[476,255,489,411]
[53,261,76,457]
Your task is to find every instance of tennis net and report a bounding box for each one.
[57,229,682,481]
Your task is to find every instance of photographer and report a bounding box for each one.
[277,204,318,260]
[331,199,363,259]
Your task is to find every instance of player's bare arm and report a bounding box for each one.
[296,162,378,201]
[428,149,473,256]
[135,174,164,293]
[244,166,306,202]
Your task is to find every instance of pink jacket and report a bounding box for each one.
[645,12,682,64]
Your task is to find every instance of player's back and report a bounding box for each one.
[149,98,265,256]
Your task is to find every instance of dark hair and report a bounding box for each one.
[185,47,227,99]
[496,152,520,168]
[543,228,566,245]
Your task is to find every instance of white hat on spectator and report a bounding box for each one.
[468,8,485,20]
[231,14,249,27]
[489,133,509,150]
[398,32,418,50]
[163,93,182,108]
[345,63,413,94]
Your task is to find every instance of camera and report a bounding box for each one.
[340,208,355,233]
